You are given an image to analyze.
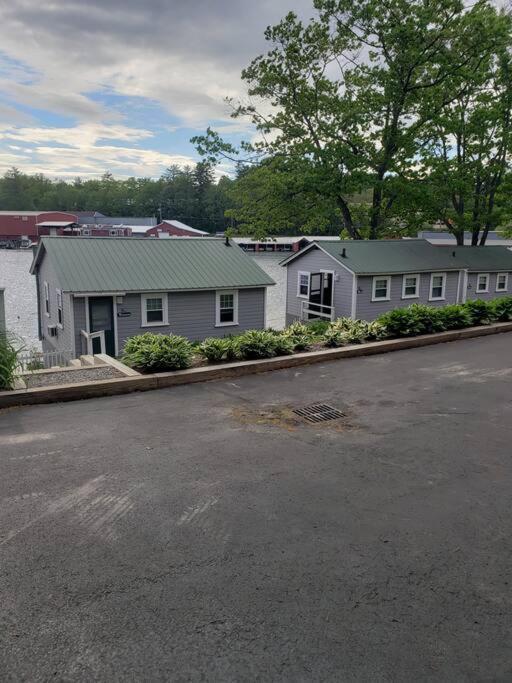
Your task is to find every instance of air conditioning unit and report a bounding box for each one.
[47,325,58,337]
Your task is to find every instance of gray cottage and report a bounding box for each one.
[31,237,274,358]
[281,239,512,323]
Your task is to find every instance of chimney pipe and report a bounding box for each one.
[341,247,347,258]
[225,234,230,246]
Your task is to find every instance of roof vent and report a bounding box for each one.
[452,250,456,257]
[341,247,347,258]
[225,235,231,247]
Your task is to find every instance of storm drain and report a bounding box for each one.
[292,403,345,424]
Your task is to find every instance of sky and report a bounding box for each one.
[0,0,313,180]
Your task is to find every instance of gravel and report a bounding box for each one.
[20,365,123,388]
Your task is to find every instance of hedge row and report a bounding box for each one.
[122,297,512,372]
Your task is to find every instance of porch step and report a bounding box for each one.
[79,354,95,367]
[68,358,82,368]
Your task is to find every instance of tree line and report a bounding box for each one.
[0,164,236,233]
[194,0,512,245]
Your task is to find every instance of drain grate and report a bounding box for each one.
[292,403,345,424]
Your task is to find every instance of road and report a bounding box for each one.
[1,335,512,681]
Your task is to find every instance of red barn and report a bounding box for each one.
[0,211,79,244]
[146,220,209,238]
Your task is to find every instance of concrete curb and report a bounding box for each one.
[1,322,511,408]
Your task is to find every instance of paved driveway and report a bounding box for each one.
[1,335,512,681]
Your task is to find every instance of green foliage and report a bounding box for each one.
[0,333,22,391]
[236,330,282,360]
[193,0,508,240]
[198,337,238,363]
[463,299,498,326]
[122,333,193,372]
[438,305,472,330]
[323,318,371,346]
[305,320,330,337]
[0,164,235,234]
[282,321,314,351]
[377,306,438,338]
[489,296,512,321]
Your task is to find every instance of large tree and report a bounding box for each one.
[193,0,507,239]
[416,34,512,245]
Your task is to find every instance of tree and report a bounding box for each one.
[193,0,506,239]
[416,27,512,245]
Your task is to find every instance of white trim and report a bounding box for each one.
[351,275,357,319]
[56,288,63,328]
[462,270,468,303]
[85,296,90,333]
[43,281,50,317]
[280,242,356,275]
[429,272,447,301]
[215,289,239,327]
[69,294,76,357]
[456,269,462,303]
[263,286,267,329]
[371,276,391,302]
[113,297,119,356]
[496,272,509,292]
[476,273,490,293]
[401,273,420,299]
[297,271,310,298]
[70,285,270,296]
[141,292,169,327]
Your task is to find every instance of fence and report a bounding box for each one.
[17,349,73,372]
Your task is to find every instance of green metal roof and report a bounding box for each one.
[32,237,275,292]
[438,245,512,272]
[281,239,512,274]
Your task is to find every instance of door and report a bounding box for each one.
[308,272,333,319]
[88,297,115,356]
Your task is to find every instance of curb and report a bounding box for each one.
[1,322,511,408]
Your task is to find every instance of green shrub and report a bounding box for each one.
[236,330,280,359]
[438,305,472,330]
[463,299,497,326]
[365,320,388,340]
[377,304,446,337]
[123,332,193,372]
[271,334,295,356]
[198,337,238,363]
[323,317,371,346]
[305,320,330,337]
[489,296,512,322]
[283,321,314,351]
[0,333,22,391]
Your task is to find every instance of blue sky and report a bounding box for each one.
[0,0,311,180]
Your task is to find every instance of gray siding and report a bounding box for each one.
[356,271,461,321]
[285,247,354,322]
[73,297,87,355]
[37,253,73,354]
[116,288,266,351]
[466,272,511,301]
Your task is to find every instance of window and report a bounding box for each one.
[496,273,508,292]
[297,271,310,298]
[476,273,489,293]
[402,274,420,299]
[22,215,28,221]
[82,228,90,236]
[429,272,446,300]
[56,289,63,326]
[216,290,238,326]
[44,281,50,316]
[141,293,168,326]
[372,276,391,301]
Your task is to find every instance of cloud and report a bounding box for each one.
[0,0,314,177]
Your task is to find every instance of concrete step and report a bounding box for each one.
[68,358,82,368]
[79,354,95,367]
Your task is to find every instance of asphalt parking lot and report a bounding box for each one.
[1,334,512,681]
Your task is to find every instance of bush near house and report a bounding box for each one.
[0,333,22,391]
[120,296,512,374]
[123,332,193,372]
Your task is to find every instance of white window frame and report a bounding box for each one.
[496,273,509,292]
[82,228,91,236]
[297,271,310,298]
[43,281,50,316]
[56,288,63,327]
[372,276,391,302]
[215,290,239,327]
[476,273,490,293]
[141,292,168,327]
[109,229,117,237]
[429,272,447,301]
[401,273,420,299]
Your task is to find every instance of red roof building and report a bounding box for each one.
[0,211,79,243]
[146,220,209,238]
